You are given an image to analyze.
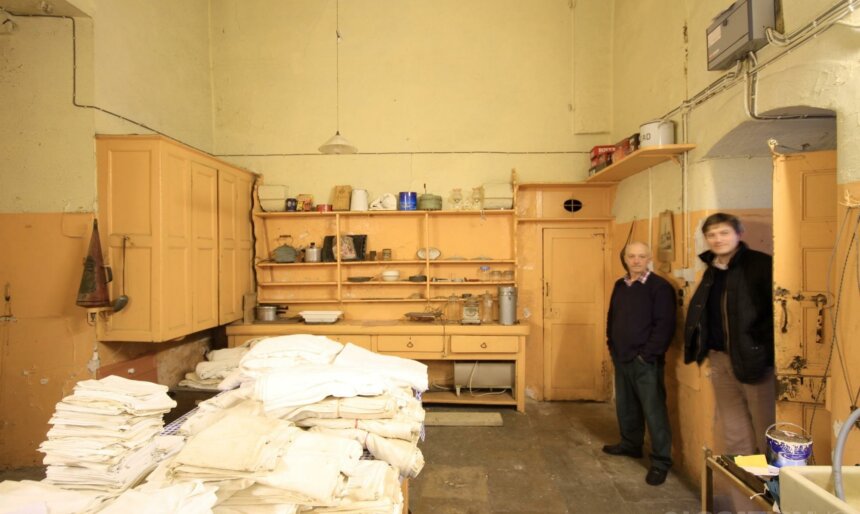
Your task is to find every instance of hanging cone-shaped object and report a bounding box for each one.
[319,131,358,154]
[76,219,111,308]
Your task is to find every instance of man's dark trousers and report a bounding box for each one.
[614,356,672,471]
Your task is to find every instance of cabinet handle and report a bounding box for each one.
[480,342,488,349]
[406,341,414,348]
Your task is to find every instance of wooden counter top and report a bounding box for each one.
[226,320,530,336]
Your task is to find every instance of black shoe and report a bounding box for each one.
[601,443,643,458]
[645,467,668,486]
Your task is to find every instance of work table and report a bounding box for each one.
[226,320,528,412]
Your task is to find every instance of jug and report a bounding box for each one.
[350,189,369,211]
[304,242,322,262]
[271,235,298,263]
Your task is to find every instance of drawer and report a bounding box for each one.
[377,335,443,353]
[327,334,372,350]
[97,354,158,382]
[450,335,518,354]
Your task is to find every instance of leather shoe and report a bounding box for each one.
[601,443,643,458]
[645,467,669,486]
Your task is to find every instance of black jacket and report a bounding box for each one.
[683,242,774,383]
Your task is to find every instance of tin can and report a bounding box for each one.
[398,192,417,211]
[498,286,517,325]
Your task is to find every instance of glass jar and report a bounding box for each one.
[449,188,463,210]
[501,269,514,282]
[481,291,494,323]
[445,294,461,322]
[478,265,491,282]
[471,187,483,210]
[490,270,503,282]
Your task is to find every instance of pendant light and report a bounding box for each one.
[319,0,357,154]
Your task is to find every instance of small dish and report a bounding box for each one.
[417,247,441,260]
[381,270,401,282]
[347,276,373,282]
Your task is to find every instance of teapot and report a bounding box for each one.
[271,235,298,263]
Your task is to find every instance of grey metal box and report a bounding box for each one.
[706,0,776,71]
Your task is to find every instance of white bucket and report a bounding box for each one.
[639,120,675,147]
[765,422,813,467]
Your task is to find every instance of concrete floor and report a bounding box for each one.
[0,400,701,513]
[410,399,700,514]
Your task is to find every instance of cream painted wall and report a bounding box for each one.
[211,0,609,201]
[0,16,95,213]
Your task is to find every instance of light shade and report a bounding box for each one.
[319,131,357,154]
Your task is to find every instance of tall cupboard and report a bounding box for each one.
[96,136,255,342]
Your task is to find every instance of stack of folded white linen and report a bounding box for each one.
[0,479,104,514]
[179,344,251,390]
[38,375,176,497]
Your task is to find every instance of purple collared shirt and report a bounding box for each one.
[623,270,651,287]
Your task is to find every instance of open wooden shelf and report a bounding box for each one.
[259,281,338,287]
[257,261,337,267]
[584,143,695,183]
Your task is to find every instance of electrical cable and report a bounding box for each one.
[807,207,860,435]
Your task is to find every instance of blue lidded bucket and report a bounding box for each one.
[398,192,417,211]
[765,422,813,467]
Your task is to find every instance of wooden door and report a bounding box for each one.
[773,150,836,464]
[161,146,193,339]
[191,160,219,332]
[543,227,609,400]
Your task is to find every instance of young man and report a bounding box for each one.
[604,242,676,486]
[684,213,775,455]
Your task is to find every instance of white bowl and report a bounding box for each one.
[381,271,401,282]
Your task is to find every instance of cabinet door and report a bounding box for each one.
[97,139,161,341]
[160,145,194,340]
[219,167,254,324]
[191,159,219,332]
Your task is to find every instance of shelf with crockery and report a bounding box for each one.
[252,204,517,310]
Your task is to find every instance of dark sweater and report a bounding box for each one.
[607,273,677,363]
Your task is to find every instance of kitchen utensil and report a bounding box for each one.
[639,120,675,147]
[256,305,277,321]
[304,242,322,262]
[350,189,369,211]
[259,185,288,212]
[272,235,298,263]
[381,270,401,281]
[398,192,417,211]
[112,235,130,313]
[498,285,517,325]
[416,247,441,260]
[418,193,442,210]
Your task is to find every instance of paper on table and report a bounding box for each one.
[734,454,779,476]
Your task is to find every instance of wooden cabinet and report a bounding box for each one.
[96,136,256,342]
[253,210,516,320]
[226,322,528,411]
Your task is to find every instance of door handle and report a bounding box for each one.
[480,342,488,349]
[406,341,414,348]
[545,282,550,297]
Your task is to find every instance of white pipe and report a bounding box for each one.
[832,407,860,500]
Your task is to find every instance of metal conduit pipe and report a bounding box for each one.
[832,407,860,501]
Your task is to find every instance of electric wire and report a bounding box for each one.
[807,207,860,435]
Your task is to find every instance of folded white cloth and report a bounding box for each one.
[75,375,169,397]
[333,343,428,392]
[253,365,390,412]
[298,417,420,443]
[98,480,218,514]
[273,394,398,422]
[0,480,104,514]
[178,371,222,390]
[196,360,241,380]
[240,335,343,376]
[207,345,249,362]
[173,407,296,473]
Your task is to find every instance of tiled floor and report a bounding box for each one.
[409,400,701,514]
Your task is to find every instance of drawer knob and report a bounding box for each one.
[480,342,488,349]
[407,341,414,348]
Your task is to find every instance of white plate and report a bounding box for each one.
[298,310,343,323]
[417,247,441,260]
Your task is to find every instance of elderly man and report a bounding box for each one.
[603,241,677,486]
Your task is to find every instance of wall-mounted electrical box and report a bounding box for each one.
[706,0,776,71]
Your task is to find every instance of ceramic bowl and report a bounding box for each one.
[381,270,401,282]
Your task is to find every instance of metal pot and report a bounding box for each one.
[304,242,322,262]
[272,235,298,263]
[256,305,277,321]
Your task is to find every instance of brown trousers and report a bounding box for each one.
[708,350,776,455]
